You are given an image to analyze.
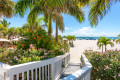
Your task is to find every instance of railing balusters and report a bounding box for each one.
[22,72,24,80]
[42,66,44,80]
[0,53,70,80]
[39,67,41,80]
[17,74,19,80]
[31,70,33,80]
[27,71,29,80]
[45,66,47,80]
[48,65,49,80]
[35,68,37,80]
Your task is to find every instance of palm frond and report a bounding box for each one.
[52,13,64,32]
[116,38,120,44]
[0,0,14,18]
[27,4,44,26]
[14,0,38,17]
[67,4,85,23]
[89,0,120,26]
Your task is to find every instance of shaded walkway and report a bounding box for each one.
[60,40,98,79]
[60,63,81,79]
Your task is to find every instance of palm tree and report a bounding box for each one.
[0,24,8,38]
[97,39,104,53]
[0,19,11,38]
[14,0,86,37]
[52,13,64,43]
[0,19,10,28]
[117,34,120,38]
[89,0,120,26]
[115,38,120,44]
[14,0,65,36]
[8,27,15,39]
[67,35,76,47]
[0,0,14,18]
[22,16,45,30]
[97,36,114,52]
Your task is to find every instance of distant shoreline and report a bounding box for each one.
[76,37,118,40]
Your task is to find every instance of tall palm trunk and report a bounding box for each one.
[105,45,107,52]
[102,45,103,53]
[48,14,52,36]
[55,22,58,43]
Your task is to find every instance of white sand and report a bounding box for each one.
[70,40,120,63]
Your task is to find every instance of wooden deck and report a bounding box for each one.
[60,63,81,79]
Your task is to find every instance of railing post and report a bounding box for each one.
[51,63,55,80]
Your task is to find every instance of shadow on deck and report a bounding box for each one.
[60,63,81,79]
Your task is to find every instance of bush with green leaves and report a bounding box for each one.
[17,28,54,50]
[0,28,70,65]
[66,35,76,47]
[84,50,120,80]
[0,40,69,65]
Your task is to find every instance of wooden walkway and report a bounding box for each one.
[60,63,81,79]
[60,41,83,79]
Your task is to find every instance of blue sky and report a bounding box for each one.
[5,0,120,37]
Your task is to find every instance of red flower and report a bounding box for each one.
[34,37,36,39]
[21,44,24,47]
[29,30,32,32]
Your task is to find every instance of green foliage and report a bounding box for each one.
[0,41,69,65]
[66,35,76,47]
[58,35,63,42]
[17,28,54,50]
[97,36,114,52]
[0,0,14,18]
[116,38,120,44]
[0,47,6,53]
[84,50,120,80]
[0,19,10,28]
[89,0,120,26]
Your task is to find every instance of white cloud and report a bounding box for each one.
[52,27,120,37]
[94,32,120,37]
[72,27,96,35]
[65,27,72,30]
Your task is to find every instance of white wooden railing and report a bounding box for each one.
[0,53,70,80]
[61,54,92,80]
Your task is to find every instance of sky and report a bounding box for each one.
[5,0,120,37]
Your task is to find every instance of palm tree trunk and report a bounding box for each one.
[55,22,58,43]
[48,14,52,36]
[102,45,103,53]
[72,40,73,46]
[105,45,107,52]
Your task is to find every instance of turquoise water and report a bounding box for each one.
[76,37,118,40]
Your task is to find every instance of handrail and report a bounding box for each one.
[0,53,70,80]
[61,54,92,80]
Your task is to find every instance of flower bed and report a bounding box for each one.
[84,50,120,80]
[0,28,70,65]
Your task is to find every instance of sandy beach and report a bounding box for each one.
[70,40,120,63]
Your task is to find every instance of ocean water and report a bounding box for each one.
[76,37,118,40]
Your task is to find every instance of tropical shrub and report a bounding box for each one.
[0,47,6,53]
[0,48,55,65]
[17,28,54,50]
[84,50,120,80]
[66,35,76,47]
[0,39,69,65]
[0,28,70,65]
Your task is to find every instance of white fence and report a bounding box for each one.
[0,53,70,80]
[61,54,92,80]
